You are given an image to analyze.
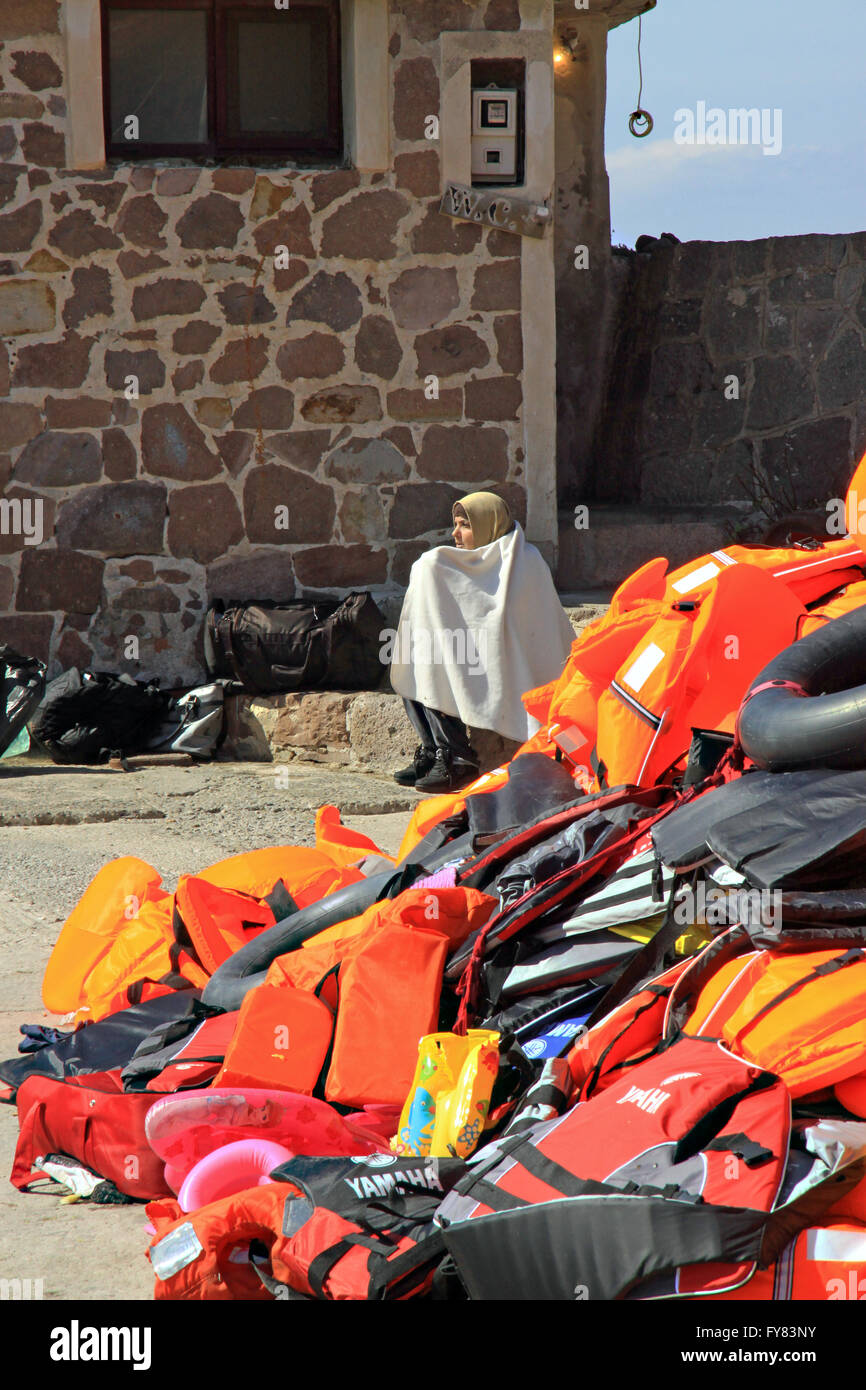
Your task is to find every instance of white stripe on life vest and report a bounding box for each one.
[622,642,665,693]
[773,548,864,578]
[711,550,738,567]
[672,561,721,593]
[806,1227,866,1262]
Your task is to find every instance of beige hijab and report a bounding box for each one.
[453,492,513,549]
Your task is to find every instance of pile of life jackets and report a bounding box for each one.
[7,458,866,1300]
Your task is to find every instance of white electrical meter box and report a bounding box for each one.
[471,86,518,184]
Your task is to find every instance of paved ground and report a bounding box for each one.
[0,752,419,1302]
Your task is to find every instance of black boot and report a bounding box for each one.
[414,749,480,794]
[393,745,436,787]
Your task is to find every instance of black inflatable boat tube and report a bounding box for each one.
[738,604,866,772]
[201,868,397,1012]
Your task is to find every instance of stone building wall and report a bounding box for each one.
[0,0,538,683]
[592,232,866,521]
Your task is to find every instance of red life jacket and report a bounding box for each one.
[440,1035,793,1299]
[147,1154,461,1300]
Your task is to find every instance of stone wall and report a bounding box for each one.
[591,232,866,520]
[0,0,537,683]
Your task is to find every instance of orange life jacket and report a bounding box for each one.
[210,887,497,1108]
[686,944,866,1097]
[696,1221,866,1302]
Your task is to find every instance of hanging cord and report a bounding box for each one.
[628,13,654,138]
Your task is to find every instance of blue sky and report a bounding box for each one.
[604,0,866,247]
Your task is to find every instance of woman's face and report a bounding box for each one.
[452,511,475,549]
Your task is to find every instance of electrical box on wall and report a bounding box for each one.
[471,85,518,184]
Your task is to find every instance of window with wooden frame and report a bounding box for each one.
[101,0,342,161]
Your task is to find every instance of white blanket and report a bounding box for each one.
[388,524,574,742]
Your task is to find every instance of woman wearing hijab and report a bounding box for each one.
[389,491,574,792]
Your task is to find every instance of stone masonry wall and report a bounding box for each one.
[592,233,866,520]
[0,0,531,683]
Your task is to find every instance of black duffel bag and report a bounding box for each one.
[203,591,386,694]
[30,668,169,764]
[0,644,46,758]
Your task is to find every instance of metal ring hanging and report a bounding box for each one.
[629,109,654,138]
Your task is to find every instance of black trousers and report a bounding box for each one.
[402,698,478,765]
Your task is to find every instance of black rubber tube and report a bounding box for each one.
[201,868,397,1012]
[738,605,866,772]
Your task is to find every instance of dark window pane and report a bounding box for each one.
[108,10,208,146]
[227,12,330,136]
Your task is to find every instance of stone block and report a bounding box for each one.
[388,482,463,538]
[798,304,842,367]
[288,270,362,331]
[14,430,101,486]
[0,614,53,663]
[759,416,853,505]
[116,195,168,249]
[354,315,402,379]
[393,57,439,141]
[13,332,92,388]
[141,404,221,480]
[45,398,111,430]
[657,298,702,339]
[49,208,122,258]
[243,464,335,543]
[131,278,206,321]
[816,329,866,411]
[217,432,254,475]
[310,168,360,213]
[167,482,244,565]
[339,488,387,543]
[464,375,521,421]
[173,320,221,355]
[172,360,204,393]
[704,285,762,359]
[20,120,64,166]
[209,335,269,385]
[394,150,440,197]
[265,430,331,471]
[17,547,103,613]
[56,481,166,556]
[416,424,509,483]
[325,437,409,483]
[217,282,276,325]
[470,259,521,311]
[410,206,482,256]
[233,386,294,429]
[0,277,54,333]
[386,387,463,420]
[746,355,815,430]
[293,543,388,588]
[300,385,382,424]
[252,204,314,258]
[414,324,490,377]
[320,190,409,261]
[102,427,137,480]
[63,265,112,328]
[388,266,459,330]
[206,550,295,603]
[277,331,345,380]
[265,691,353,754]
[0,1,60,37]
[768,271,836,304]
[0,199,41,253]
[105,347,165,394]
[493,314,522,374]
[0,402,42,451]
[176,194,244,250]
